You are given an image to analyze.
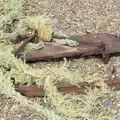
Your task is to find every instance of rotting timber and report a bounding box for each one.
[13,33,120,64]
[13,33,120,97]
[15,79,120,98]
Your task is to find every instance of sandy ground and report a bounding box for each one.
[25,0,120,36]
[0,0,120,119]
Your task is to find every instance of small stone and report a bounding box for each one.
[102,99,114,108]
[116,103,120,107]
[32,114,39,119]
[18,114,22,118]
[117,112,120,118]
[111,109,118,114]
[89,111,94,118]
[86,30,91,34]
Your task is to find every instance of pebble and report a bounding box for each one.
[17,114,22,118]
[32,114,39,119]
[116,103,120,107]
[102,99,114,109]
[117,112,120,118]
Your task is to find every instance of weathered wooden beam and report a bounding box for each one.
[14,78,120,98]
